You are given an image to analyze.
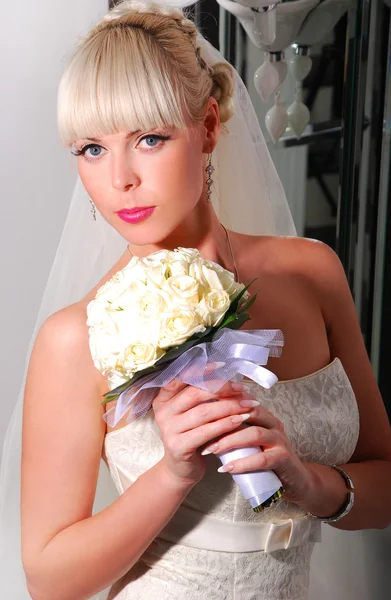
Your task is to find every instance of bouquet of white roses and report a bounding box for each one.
[87,247,251,393]
[87,247,284,511]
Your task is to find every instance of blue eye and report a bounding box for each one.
[145,136,159,146]
[71,144,104,159]
[139,134,170,148]
[85,144,102,157]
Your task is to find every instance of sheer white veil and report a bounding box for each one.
[0,4,296,598]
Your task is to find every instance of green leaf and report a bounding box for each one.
[218,312,239,329]
[229,278,258,313]
[103,379,134,399]
[237,292,258,315]
[223,312,251,330]
[101,394,119,406]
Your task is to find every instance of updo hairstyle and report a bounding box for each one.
[57,1,235,146]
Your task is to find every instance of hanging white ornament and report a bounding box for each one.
[287,87,310,138]
[287,44,313,82]
[254,52,288,103]
[265,91,288,144]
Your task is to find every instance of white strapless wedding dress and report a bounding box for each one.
[101,358,360,600]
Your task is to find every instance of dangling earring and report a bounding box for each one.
[89,198,96,221]
[205,153,215,203]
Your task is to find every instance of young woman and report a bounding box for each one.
[3,1,391,599]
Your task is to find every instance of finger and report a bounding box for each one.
[201,425,277,455]
[154,364,233,407]
[164,381,249,417]
[183,412,254,452]
[175,393,258,432]
[216,446,290,474]
[243,403,284,431]
[182,361,226,378]
[154,378,189,405]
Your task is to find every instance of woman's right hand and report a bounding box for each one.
[152,377,256,488]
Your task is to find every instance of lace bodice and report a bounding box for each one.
[102,358,360,599]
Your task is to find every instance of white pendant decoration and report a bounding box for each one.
[287,45,313,82]
[250,2,278,47]
[265,92,288,144]
[287,88,310,138]
[254,52,288,103]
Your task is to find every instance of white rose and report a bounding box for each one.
[106,369,130,391]
[88,329,121,372]
[167,259,189,277]
[197,290,230,326]
[130,260,169,287]
[202,261,247,299]
[122,262,149,285]
[209,265,240,296]
[174,248,200,262]
[188,258,216,294]
[116,280,171,324]
[134,289,169,319]
[95,269,130,302]
[163,275,200,307]
[145,263,169,287]
[145,249,177,264]
[201,265,226,292]
[86,299,117,332]
[107,307,159,346]
[122,341,162,372]
[159,308,206,348]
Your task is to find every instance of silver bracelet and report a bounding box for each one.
[308,464,355,524]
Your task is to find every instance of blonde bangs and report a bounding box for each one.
[57,27,188,147]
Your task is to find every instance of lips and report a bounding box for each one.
[117,206,154,215]
[116,206,155,224]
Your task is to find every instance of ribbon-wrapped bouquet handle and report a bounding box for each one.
[87,247,285,511]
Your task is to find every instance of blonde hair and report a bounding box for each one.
[57,1,235,147]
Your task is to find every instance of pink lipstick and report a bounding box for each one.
[116,206,155,224]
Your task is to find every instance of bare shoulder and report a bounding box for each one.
[236,232,343,284]
[31,246,130,404]
[249,235,341,275]
[233,233,350,375]
[30,299,108,406]
[258,236,348,316]
[40,300,90,345]
[38,301,93,363]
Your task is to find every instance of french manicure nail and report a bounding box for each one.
[231,413,250,424]
[232,382,244,391]
[217,464,234,473]
[201,443,219,456]
[239,399,259,408]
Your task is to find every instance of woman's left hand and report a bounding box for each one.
[201,398,313,505]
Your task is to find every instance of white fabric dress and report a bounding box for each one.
[102,358,360,600]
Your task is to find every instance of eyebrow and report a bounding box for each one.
[81,130,142,143]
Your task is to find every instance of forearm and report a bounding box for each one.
[26,460,194,600]
[298,459,391,530]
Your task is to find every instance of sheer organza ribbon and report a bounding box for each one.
[103,328,284,428]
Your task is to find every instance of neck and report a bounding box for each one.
[125,201,238,278]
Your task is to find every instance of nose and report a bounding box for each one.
[111,154,140,191]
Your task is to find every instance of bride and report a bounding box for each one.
[2,1,391,599]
